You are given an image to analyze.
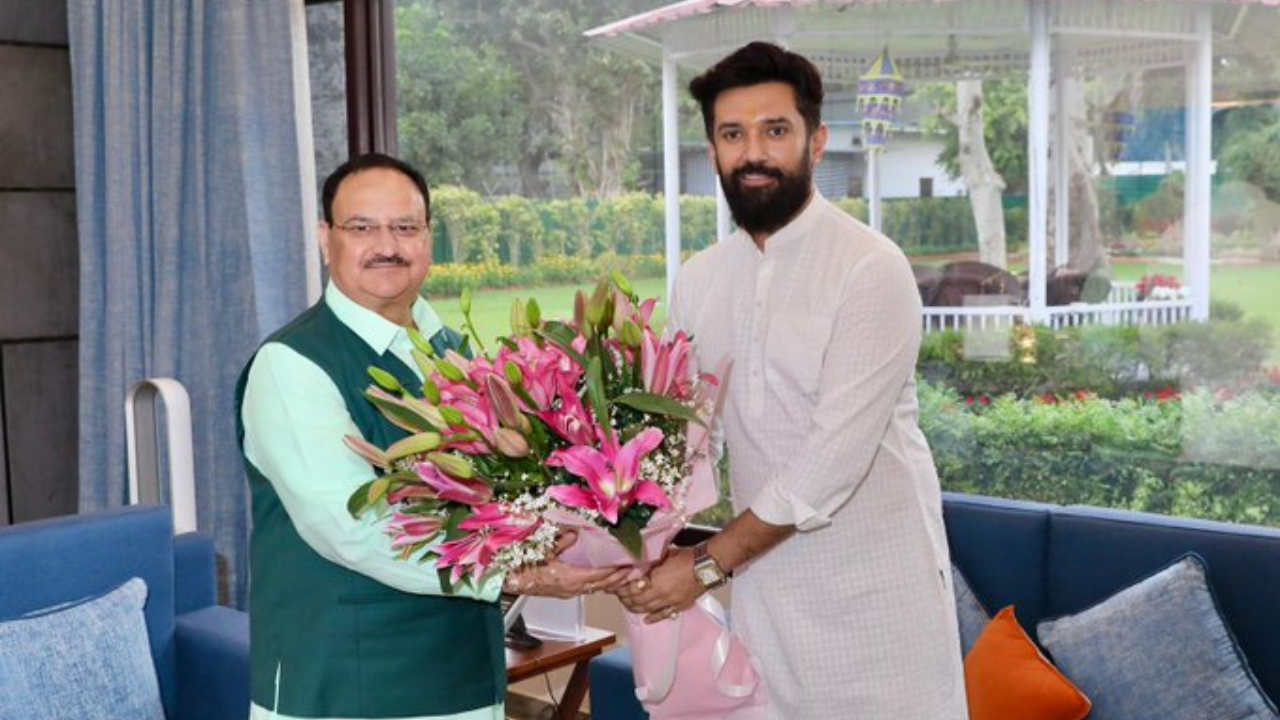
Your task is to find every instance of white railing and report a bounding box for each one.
[922,295,1194,333]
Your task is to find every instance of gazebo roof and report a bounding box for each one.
[587,0,1280,88]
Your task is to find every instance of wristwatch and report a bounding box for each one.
[692,540,730,590]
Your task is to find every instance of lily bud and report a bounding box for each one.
[509,298,529,337]
[585,281,608,330]
[493,427,531,458]
[434,359,465,383]
[368,367,403,393]
[612,290,634,335]
[619,319,644,349]
[573,290,587,329]
[526,298,542,328]
[460,287,473,315]
[611,270,635,298]
[407,327,436,357]
[423,378,442,405]
[385,432,444,462]
[426,451,474,479]
[503,360,524,389]
[439,405,466,428]
[486,374,531,434]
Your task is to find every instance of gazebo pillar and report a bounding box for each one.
[1027,0,1051,322]
[1053,46,1074,270]
[868,151,883,231]
[1184,6,1213,321]
[662,51,682,298]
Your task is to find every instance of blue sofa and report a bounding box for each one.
[0,505,250,720]
[589,492,1280,719]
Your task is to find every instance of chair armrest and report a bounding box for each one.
[174,532,218,614]
[174,606,250,720]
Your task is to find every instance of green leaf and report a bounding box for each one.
[609,516,644,560]
[368,367,403,393]
[348,478,377,517]
[586,355,613,443]
[537,321,587,366]
[613,392,707,426]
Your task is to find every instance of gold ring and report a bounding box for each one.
[666,607,678,620]
[635,579,649,592]
[585,582,596,594]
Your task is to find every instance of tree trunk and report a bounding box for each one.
[1051,76,1108,274]
[955,79,1009,269]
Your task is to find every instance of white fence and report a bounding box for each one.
[921,282,1194,333]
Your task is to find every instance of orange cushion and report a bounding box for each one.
[965,606,1092,720]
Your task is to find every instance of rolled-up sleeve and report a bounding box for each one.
[748,248,923,531]
[242,342,500,601]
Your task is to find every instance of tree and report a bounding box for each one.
[432,0,661,198]
[954,80,1009,268]
[395,2,522,191]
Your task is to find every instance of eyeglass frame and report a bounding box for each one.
[329,218,430,240]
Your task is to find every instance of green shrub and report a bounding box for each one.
[918,380,1280,527]
[919,319,1274,399]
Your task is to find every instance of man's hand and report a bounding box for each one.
[613,546,705,624]
[503,530,630,598]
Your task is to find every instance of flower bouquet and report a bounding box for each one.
[345,272,720,584]
[344,273,765,718]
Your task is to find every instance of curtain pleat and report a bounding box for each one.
[69,0,310,607]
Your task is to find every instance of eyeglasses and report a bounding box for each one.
[332,220,428,240]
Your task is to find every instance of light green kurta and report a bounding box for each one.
[242,284,504,720]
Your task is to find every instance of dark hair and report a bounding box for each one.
[688,41,824,140]
[320,152,431,224]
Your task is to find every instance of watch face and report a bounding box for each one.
[696,563,723,586]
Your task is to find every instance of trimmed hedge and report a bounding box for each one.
[918,381,1280,527]
[430,186,1015,266]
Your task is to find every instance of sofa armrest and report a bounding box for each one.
[174,532,218,614]
[174,605,250,720]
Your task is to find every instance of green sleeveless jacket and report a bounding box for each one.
[234,300,504,717]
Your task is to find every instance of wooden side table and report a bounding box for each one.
[506,626,617,720]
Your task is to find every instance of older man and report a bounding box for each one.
[618,43,968,720]
[236,153,618,720]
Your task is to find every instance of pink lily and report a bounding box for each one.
[642,329,695,399]
[545,427,672,525]
[435,503,542,583]
[386,512,443,550]
[414,461,493,506]
[538,388,599,447]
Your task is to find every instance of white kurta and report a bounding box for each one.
[669,193,968,720]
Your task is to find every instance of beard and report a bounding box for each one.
[719,152,814,238]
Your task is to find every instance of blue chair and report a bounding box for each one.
[0,505,249,720]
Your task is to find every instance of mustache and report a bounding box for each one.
[730,162,784,183]
[363,253,410,268]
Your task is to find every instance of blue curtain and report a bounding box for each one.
[69,0,310,607]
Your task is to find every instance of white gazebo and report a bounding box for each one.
[587,0,1280,331]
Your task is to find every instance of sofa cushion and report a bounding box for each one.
[965,606,1090,720]
[0,577,166,720]
[0,505,178,714]
[1038,554,1277,720]
[951,563,989,657]
[1047,503,1280,702]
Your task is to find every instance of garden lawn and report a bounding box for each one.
[1113,261,1280,362]
[428,276,669,349]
